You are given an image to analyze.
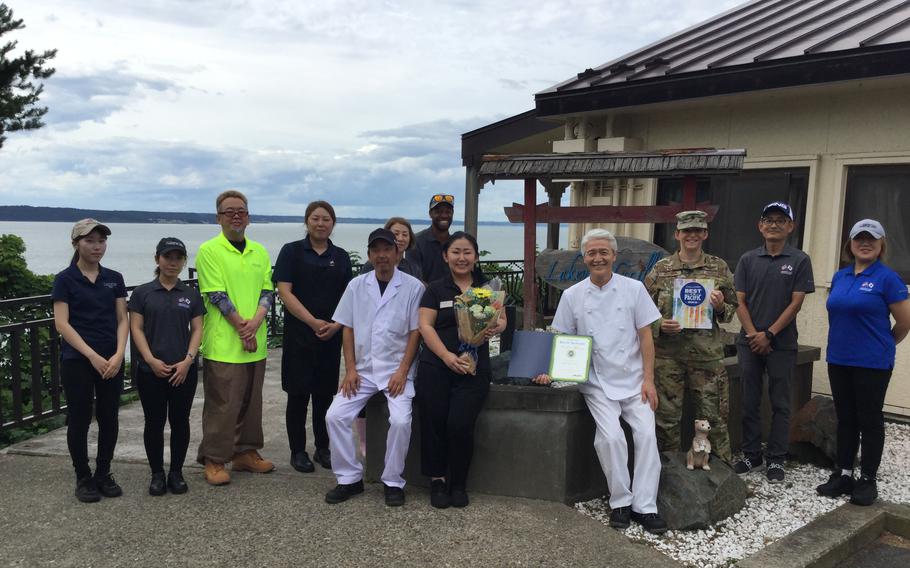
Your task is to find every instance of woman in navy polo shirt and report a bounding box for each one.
[274,200,353,473]
[129,238,203,496]
[817,219,910,505]
[51,219,129,503]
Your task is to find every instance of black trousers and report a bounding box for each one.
[416,361,490,490]
[136,365,198,473]
[737,346,796,461]
[286,391,331,452]
[828,363,892,477]
[61,358,123,479]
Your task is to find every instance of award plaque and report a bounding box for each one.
[548,335,592,383]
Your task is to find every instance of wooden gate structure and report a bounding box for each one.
[478,148,747,329]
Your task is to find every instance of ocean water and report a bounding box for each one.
[4,221,568,286]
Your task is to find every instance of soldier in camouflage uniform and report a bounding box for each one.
[643,211,738,463]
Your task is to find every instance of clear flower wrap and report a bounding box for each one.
[453,286,505,375]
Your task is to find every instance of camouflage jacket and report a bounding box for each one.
[643,252,738,361]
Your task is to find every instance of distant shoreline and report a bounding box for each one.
[0,205,515,226]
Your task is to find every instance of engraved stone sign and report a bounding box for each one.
[535,237,669,291]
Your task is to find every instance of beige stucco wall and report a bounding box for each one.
[562,75,910,416]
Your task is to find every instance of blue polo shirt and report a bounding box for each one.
[51,263,127,361]
[826,261,908,370]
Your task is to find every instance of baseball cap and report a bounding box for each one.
[71,218,112,240]
[676,210,708,230]
[156,237,188,256]
[849,219,885,240]
[368,228,397,248]
[761,201,794,220]
[429,193,455,210]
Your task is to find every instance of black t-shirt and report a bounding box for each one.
[128,278,204,368]
[419,272,491,371]
[51,263,127,360]
[734,244,815,350]
[273,237,353,347]
[411,228,449,284]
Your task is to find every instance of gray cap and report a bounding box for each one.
[849,219,885,240]
[71,218,111,241]
[676,210,708,230]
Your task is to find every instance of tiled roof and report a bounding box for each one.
[536,0,910,115]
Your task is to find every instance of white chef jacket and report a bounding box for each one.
[552,274,660,400]
[332,268,424,389]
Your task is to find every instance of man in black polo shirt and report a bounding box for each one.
[410,193,456,283]
[732,202,814,483]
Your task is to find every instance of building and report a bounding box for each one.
[461,0,910,417]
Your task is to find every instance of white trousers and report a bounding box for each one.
[582,387,661,513]
[326,377,414,488]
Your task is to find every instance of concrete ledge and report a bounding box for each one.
[737,502,910,568]
[365,383,608,504]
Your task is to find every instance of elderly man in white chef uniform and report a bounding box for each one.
[324,228,424,507]
[534,228,667,534]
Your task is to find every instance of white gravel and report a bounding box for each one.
[575,422,910,568]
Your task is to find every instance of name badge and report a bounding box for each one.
[439,300,453,309]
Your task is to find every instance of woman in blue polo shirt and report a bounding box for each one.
[51,219,129,503]
[129,238,203,496]
[817,219,910,506]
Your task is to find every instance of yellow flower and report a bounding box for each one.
[472,287,492,300]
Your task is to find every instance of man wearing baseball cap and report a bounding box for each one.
[410,194,457,283]
[732,201,814,482]
[323,228,424,506]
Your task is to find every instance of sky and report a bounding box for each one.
[0,0,743,221]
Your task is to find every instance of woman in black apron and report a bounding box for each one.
[274,201,353,472]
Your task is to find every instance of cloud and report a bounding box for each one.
[42,64,181,127]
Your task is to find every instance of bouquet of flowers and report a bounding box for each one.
[454,286,506,374]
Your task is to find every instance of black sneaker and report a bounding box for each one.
[384,484,405,507]
[324,480,364,504]
[290,451,315,473]
[75,476,101,503]
[95,473,123,497]
[609,506,631,529]
[850,475,877,506]
[766,461,785,483]
[450,487,469,508]
[631,510,668,535]
[313,448,332,469]
[816,472,853,498]
[733,455,763,475]
[149,472,167,496]
[167,471,188,494]
[430,479,450,509]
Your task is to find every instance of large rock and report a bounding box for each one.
[657,451,746,530]
[789,395,838,467]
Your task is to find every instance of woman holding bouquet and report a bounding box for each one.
[417,231,506,509]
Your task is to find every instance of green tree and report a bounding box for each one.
[0,3,56,148]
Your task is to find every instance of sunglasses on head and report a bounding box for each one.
[432,194,454,203]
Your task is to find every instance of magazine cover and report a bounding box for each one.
[672,278,714,330]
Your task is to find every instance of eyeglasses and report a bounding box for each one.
[760,218,790,227]
[431,194,454,203]
[584,249,613,258]
[218,208,249,218]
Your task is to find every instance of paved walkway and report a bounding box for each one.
[1,349,680,567]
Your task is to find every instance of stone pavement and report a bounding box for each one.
[1,349,680,568]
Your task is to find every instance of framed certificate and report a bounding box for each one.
[673,278,714,330]
[548,335,592,383]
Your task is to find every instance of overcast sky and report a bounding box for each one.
[0,0,742,221]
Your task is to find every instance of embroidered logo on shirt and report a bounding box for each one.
[779,264,793,275]
[860,281,876,292]
[177,297,193,308]
[103,282,118,289]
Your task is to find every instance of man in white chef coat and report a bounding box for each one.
[324,228,424,507]
[534,228,667,534]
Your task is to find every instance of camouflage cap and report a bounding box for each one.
[676,210,708,230]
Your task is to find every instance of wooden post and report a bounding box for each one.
[464,165,480,237]
[682,175,697,210]
[523,178,538,330]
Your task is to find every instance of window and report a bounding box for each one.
[843,165,910,280]
[654,168,810,268]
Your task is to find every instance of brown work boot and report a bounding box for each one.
[204,460,231,486]
[231,450,275,473]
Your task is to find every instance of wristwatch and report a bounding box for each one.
[764,330,775,341]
